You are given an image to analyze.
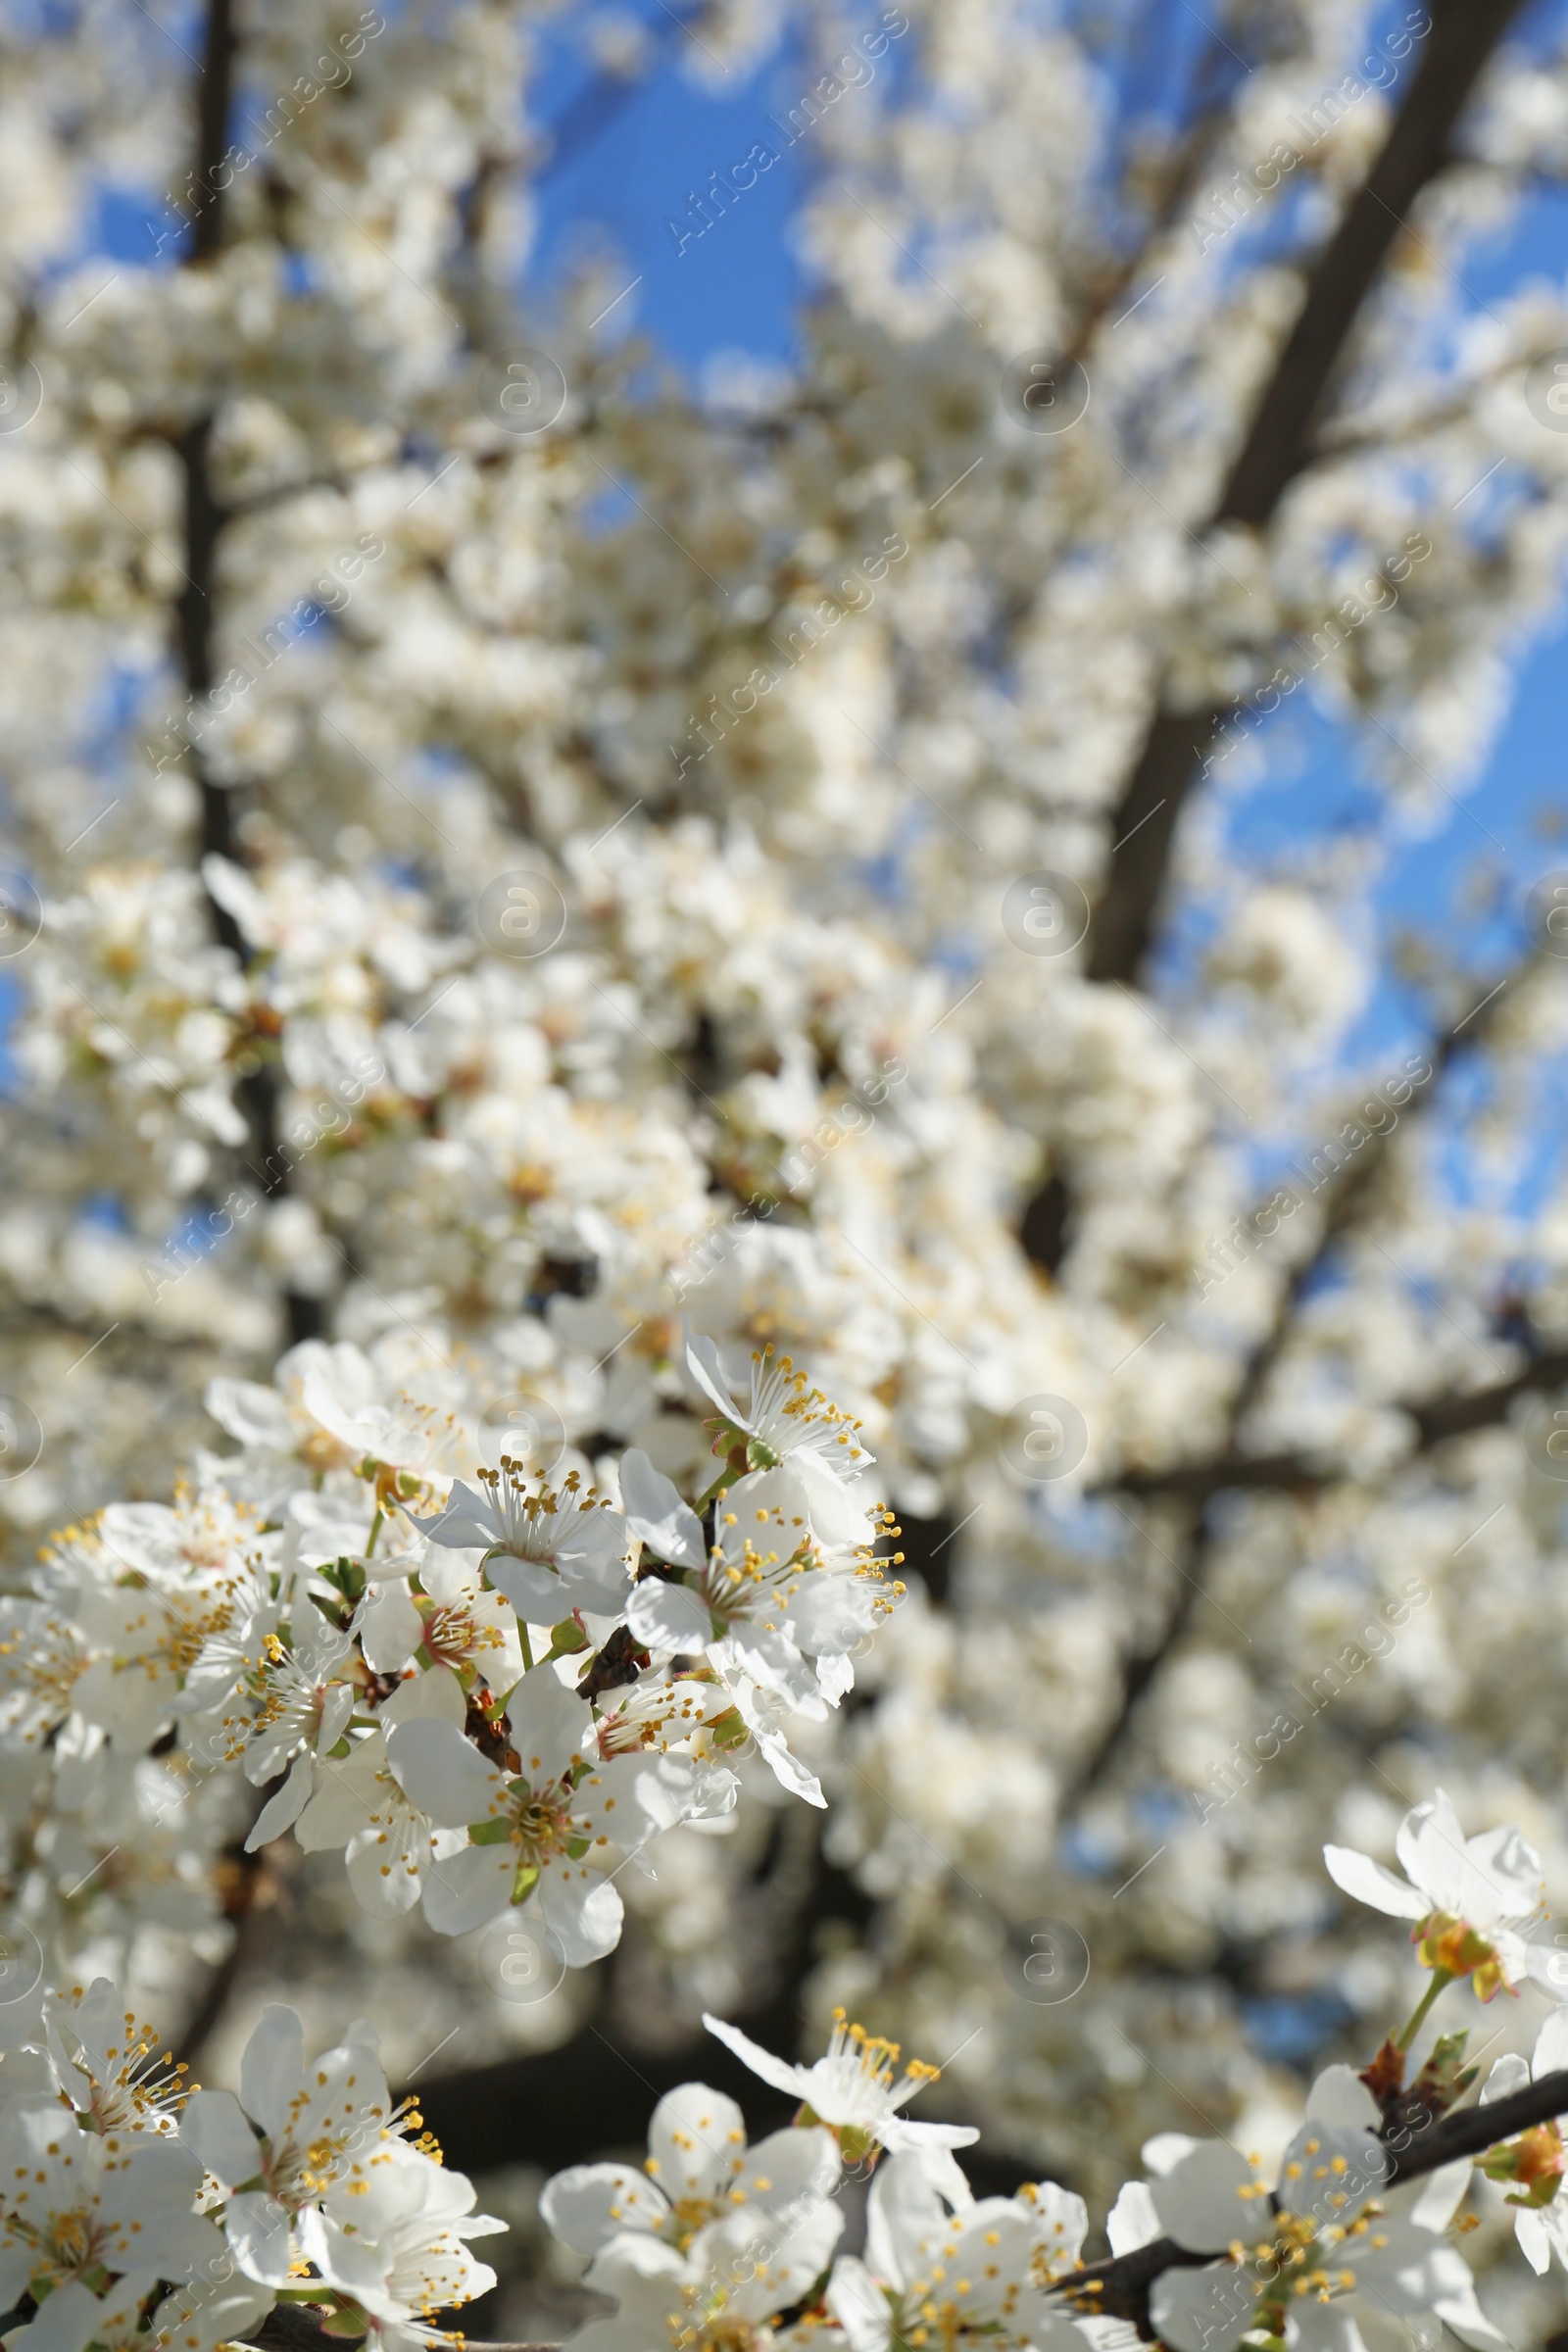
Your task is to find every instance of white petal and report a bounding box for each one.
[224,2189,295,2285]
[1516,2207,1553,2276]
[1388,2156,1473,2230]
[1149,2263,1256,2352]
[14,2276,158,2352]
[1285,2304,1369,2352]
[703,2013,811,2101]
[784,1574,879,1658]
[1106,2180,1162,2255]
[206,1377,295,1450]
[794,1456,871,1547]
[1141,2132,1200,2177]
[1537,2006,1568,2081]
[685,1328,739,1420]
[317,1683,355,1753]
[418,1483,502,1550]
[625,1578,712,1653]
[1433,2279,1515,2352]
[620,1448,706,1569]
[741,2125,842,2216]
[506,1661,594,1780]
[877,2115,980,2153]
[354,1585,423,1674]
[1462,1823,1544,1924]
[648,2082,746,2202]
[536,1866,624,1967]
[1304,2065,1381,2131]
[385,1718,508,1827]
[239,2008,303,2137]
[746,1716,825,1806]
[296,1747,380,1851]
[244,1754,315,1851]
[346,1817,430,1915]
[421,1842,515,1935]
[380,1664,466,1728]
[180,2089,262,2195]
[718,1623,819,1710]
[1396,1791,1470,1915]
[1277,2124,1388,2222]
[539,2163,668,2255]
[483,1554,570,1622]
[1483,2054,1532,2103]
[1151,2144,1258,2252]
[1322,1843,1428,1919]
[825,2255,892,2352]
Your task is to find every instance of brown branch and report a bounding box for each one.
[189,0,233,264]
[1116,1338,1568,1503]
[178,0,237,880]
[172,0,323,1349]
[1086,0,1530,986]
[248,2315,556,2352]
[1048,2068,1568,2334]
[256,2071,1568,2348]
[1064,964,1519,1803]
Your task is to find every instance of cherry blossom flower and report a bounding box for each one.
[563,2195,846,2352]
[43,1978,194,2132]
[0,2100,222,2304]
[826,2149,1092,2352]
[178,2006,398,2284]
[1324,1791,1550,2003]
[384,1661,670,1953]
[623,1455,893,1718]
[685,1331,874,1544]
[300,2139,504,2352]
[418,1466,632,1626]
[542,2080,840,2257]
[703,2010,979,2159]
[8,2270,271,2352]
[1479,2004,1568,2272]
[1137,2069,1506,2352]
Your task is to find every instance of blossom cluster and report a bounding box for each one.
[0,1331,899,1973]
[537,1798,1568,2352]
[0,1979,495,2352]
[12,0,1568,2265]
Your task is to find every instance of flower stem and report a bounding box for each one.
[518,1619,535,1671]
[1396,1969,1453,2053]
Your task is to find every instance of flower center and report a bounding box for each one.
[48,2210,96,2272]
[423,1605,500,1667]
[511,1785,574,1863]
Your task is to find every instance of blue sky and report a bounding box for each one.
[528,23,808,376]
[523,9,1568,1085]
[18,3,1568,1144]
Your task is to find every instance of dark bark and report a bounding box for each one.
[177,0,323,1351]
[249,2314,554,2352]
[1085,710,1219,987]
[179,0,238,893]
[1065,965,1521,1804]
[1112,1339,1568,1505]
[251,2070,1568,2347]
[1215,0,1532,530]
[1052,2066,1568,2333]
[190,0,234,263]
[1019,1167,1072,1276]
[1085,0,1530,986]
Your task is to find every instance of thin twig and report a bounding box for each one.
[1044,2068,1568,2328]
